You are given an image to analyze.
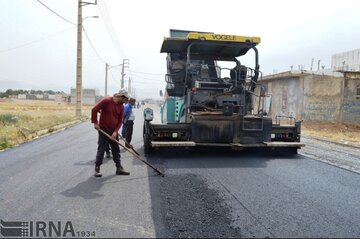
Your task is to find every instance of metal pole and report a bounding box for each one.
[105,63,108,96]
[75,0,83,116]
[121,60,125,89]
[128,77,131,94]
[121,59,129,89]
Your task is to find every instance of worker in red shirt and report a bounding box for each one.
[91,89,130,177]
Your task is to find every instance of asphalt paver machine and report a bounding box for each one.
[143,29,304,154]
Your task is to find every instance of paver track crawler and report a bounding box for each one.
[143,29,304,154]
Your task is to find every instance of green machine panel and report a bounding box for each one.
[161,98,184,123]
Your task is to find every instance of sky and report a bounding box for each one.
[0,0,360,99]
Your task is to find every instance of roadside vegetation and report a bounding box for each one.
[0,89,65,98]
[302,122,360,147]
[0,99,91,150]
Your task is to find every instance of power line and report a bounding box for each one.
[0,27,75,53]
[35,0,126,84]
[108,68,121,86]
[36,0,76,26]
[100,0,125,57]
[82,25,106,64]
[97,0,124,59]
[127,69,164,76]
[128,72,164,82]
[36,0,107,64]
[131,78,165,84]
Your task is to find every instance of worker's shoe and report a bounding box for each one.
[116,166,130,175]
[94,166,102,177]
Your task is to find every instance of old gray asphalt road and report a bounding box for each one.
[0,109,158,238]
[1,106,360,238]
[300,136,360,174]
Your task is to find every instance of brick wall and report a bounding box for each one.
[260,71,359,125]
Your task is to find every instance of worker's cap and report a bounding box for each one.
[114,89,130,99]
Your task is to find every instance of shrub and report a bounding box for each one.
[0,137,11,150]
[0,114,18,125]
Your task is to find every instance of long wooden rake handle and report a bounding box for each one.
[118,134,141,156]
[97,129,164,177]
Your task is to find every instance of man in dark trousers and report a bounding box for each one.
[91,89,130,177]
[121,98,136,147]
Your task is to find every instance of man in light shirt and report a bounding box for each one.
[122,98,136,147]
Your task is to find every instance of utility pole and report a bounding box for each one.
[121,59,129,89]
[75,0,83,116]
[75,0,97,117]
[128,77,131,95]
[105,63,108,96]
[105,63,121,96]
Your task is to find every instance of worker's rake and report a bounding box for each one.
[98,129,164,177]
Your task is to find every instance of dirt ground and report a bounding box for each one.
[301,122,360,147]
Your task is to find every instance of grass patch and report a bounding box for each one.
[302,121,360,146]
[0,114,18,125]
[0,99,92,150]
[0,137,11,150]
[48,127,55,133]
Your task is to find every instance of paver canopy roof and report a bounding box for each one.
[160,32,261,58]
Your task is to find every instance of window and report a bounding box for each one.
[357,85,360,100]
